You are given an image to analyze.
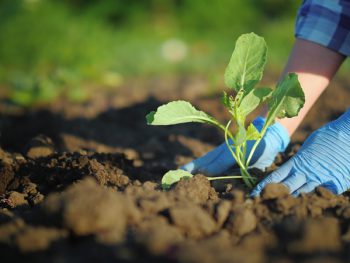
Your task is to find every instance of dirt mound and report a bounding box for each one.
[0,150,133,198]
[1,161,350,262]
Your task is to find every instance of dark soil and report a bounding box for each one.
[1,76,350,262]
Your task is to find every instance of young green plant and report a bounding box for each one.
[146,33,305,189]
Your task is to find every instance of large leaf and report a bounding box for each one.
[239,87,272,117]
[162,170,193,190]
[146,100,215,125]
[267,73,305,119]
[224,33,267,92]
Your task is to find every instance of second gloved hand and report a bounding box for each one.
[181,116,290,176]
[251,109,350,196]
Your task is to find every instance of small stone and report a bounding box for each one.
[25,135,55,159]
[27,147,54,159]
[123,148,139,160]
[142,181,158,191]
[6,191,28,208]
[133,180,142,186]
[29,193,45,206]
[225,184,233,193]
[23,183,38,195]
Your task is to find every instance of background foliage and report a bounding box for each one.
[0,0,303,105]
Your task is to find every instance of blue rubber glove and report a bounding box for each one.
[181,116,290,175]
[251,109,350,196]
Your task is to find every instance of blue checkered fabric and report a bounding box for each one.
[296,0,350,56]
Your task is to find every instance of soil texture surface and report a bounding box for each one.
[1,76,350,263]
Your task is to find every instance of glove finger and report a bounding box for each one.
[198,145,236,176]
[181,143,233,174]
[251,159,294,197]
[320,181,342,195]
[252,116,265,131]
[292,181,319,196]
[181,161,198,173]
[281,170,307,194]
[223,167,242,176]
[200,147,237,175]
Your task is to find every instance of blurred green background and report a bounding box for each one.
[0,0,305,105]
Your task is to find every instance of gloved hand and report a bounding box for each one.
[181,116,290,176]
[251,109,350,196]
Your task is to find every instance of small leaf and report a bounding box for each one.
[246,123,260,140]
[239,87,272,117]
[221,91,231,108]
[234,122,246,146]
[146,100,216,125]
[224,33,267,92]
[267,73,305,119]
[162,170,193,190]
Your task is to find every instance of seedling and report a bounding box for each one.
[147,33,305,189]
[161,169,252,190]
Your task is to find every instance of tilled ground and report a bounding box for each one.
[1,76,350,263]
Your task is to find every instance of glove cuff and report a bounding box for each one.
[253,116,290,152]
[335,108,350,133]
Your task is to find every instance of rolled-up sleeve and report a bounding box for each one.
[295,0,350,56]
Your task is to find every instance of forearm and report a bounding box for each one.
[275,39,345,136]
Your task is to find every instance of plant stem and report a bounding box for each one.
[231,91,254,188]
[207,175,256,181]
[235,144,251,185]
[245,116,274,167]
[240,166,254,188]
[209,119,235,142]
[246,94,289,168]
[224,124,253,188]
[224,121,239,161]
[241,141,247,164]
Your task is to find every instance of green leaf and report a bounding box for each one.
[221,91,232,108]
[234,122,246,146]
[146,100,216,125]
[246,123,260,141]
[224,33,267,92]
[267,73,305,119]
[239,87,272,116]
[162,170,193,190]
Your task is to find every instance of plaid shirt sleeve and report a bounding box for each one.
[295,0,350,56]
